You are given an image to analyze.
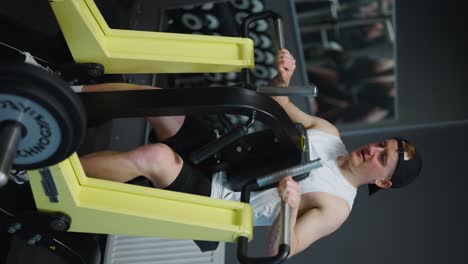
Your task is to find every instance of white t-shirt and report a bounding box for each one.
[211,128,357,226]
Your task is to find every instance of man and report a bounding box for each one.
[25,48,423,258]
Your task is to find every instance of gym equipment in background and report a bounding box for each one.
[165,0,279,89]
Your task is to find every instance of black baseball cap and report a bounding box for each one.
[368,138,422,195]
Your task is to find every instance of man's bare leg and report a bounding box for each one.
[80,143,183,188]
[146,116,185,142]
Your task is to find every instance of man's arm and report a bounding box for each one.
[285,199,349,256]
[270,49,339,137]
[267,177,350,257]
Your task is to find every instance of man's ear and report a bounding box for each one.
[375,179,392,189]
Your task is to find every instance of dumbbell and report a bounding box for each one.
[0,62,86,187]
[181,12,204,31]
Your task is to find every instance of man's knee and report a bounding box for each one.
[130,143,182,177]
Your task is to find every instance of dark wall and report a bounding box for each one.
[394,0,468,125]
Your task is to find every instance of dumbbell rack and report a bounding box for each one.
[164,0,281,89]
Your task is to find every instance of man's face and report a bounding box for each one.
[349,139,400,184]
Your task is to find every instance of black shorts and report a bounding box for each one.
[159,116,217,196]
[160,115,217,159]
[163,161,212,197]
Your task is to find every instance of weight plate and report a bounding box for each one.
[181,13,203,31]
[182,4,195,10]
[255,79,269,87]
[255,20,268,32]
[264,51,275,65]
[259,34,272,49]
[248,32,260,47]
[254,49,266,63]
[12,63,86,153]
[251,0,264,13]
[230,0,250,10]
[269,67,278,79]
[204,73,223,82]
[0,93,62,165]
[205,13,220,30]
[0,63,86,169]
[253,64,269,79]
[235,11,249,25]
[28,66,87,145]
[224,72,238,81]
[201,3,214,11]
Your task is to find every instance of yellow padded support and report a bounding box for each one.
[28,153,253,242]
[49,0,255,73]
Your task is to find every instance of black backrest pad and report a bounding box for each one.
[225,123,310,192]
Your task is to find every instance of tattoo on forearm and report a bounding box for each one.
[266,217,281,255]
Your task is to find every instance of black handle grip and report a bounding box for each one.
[238,237,290,264]
[237,159,323,264]
[241,11,285,88]
[256,158,322,188]
[189,127,247,164]
[241,11,285,51]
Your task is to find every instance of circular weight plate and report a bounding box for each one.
[0,62,86,169]
[201,2,214,11]
[254,49,265,63]
[269,67,278,79]
[251,0,264,13]
[253,64,269,79]
[225,72,238,81]
[255,79,269,87]
[259,34,272,49]
[248,32,260,47]
[205,13,220,30]
[264,51,275,65]
[181,13,203,31]
[204,73,223,82]
[3,63,87,144]
[255,20,268,32]
[28,63,86,144]
[231,0,250,10]
[0,93,62,165]
[235,11,249,25]
[182,4,195,10]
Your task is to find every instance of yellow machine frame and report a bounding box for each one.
[34,0,265,246]
[28,153,253,242]
[49,0,255,73]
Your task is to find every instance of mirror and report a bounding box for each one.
[295,0,395,125]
